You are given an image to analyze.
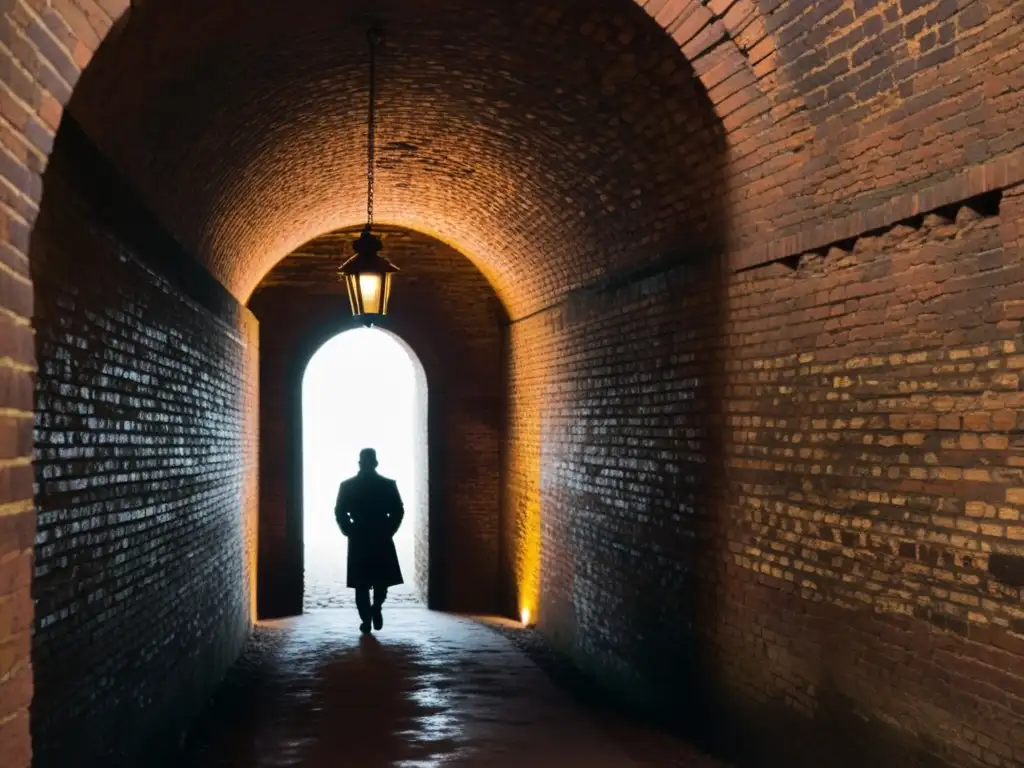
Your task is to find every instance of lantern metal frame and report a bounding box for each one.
[340,229,399,323]
[339,26,399,326]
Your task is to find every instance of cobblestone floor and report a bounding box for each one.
[177,607,729,767]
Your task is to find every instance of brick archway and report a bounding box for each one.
[262,314,441,619]
[62,0,734,314]
[279,320,434,614]
[250,224,508,622]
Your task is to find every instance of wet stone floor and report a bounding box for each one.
[178,607,727,767]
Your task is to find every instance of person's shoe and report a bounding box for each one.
[360,620,372,634]
[372,606,383,631]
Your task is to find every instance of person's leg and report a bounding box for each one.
[371,586,388,630]
[355,587,372,632]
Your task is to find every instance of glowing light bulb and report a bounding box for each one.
[521,607,531,626]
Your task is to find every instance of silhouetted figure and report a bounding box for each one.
[334,448,405,633]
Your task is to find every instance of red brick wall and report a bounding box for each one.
[249,227,506,617]
[25,117,259,768]
[509,188,1024,766]
[0,5,123,762]
[706,195,1024,767]
[505,252,728,662]
[765,0,1024,230]
[639,0,1024,267]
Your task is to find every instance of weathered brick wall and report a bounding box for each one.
[509,187,1024,767]
[505,253,727,677]
[249,226,506,617]
[26,117,258,768]
[639,0,1024,266]
[707,193,1024,768]
[765,0,1024,230]
[0,5,126,763]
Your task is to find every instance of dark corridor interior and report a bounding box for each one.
[4,1,1024,767]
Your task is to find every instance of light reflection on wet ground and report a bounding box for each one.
[178,608,725,767]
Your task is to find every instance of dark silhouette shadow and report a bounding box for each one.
[171,623,470,768]
[335,448,406,632]
[359,633,382,652]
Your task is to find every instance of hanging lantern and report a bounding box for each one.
[339,229,399,324]
[339,26,398,326]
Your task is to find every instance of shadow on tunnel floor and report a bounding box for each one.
[146,609,730,768]
[169,619,468,767]
[156,609,965,768]
[481,618,966,768]
[480,618,966,768]
[474,617,732,768]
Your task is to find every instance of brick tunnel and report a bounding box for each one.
[2,1,1024,766]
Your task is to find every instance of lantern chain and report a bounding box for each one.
[365,27,382,231]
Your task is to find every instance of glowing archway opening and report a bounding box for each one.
[300,327,428,610]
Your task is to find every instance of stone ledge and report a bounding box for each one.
[732,147,1024,272]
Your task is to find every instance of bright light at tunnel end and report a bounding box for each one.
[521,607,532,627]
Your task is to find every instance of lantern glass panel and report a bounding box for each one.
[359,273,384,314]
[381,273,393,314]
[343,274,361,315]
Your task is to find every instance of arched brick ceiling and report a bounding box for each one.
[67,0,728,317]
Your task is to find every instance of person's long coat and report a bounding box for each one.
[334,471,405,589]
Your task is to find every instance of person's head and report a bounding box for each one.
[358,448,378,472]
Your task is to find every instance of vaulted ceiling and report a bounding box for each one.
[68,0,727,317]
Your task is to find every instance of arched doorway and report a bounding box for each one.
[300,327,429,611]
[248,225,507,621]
